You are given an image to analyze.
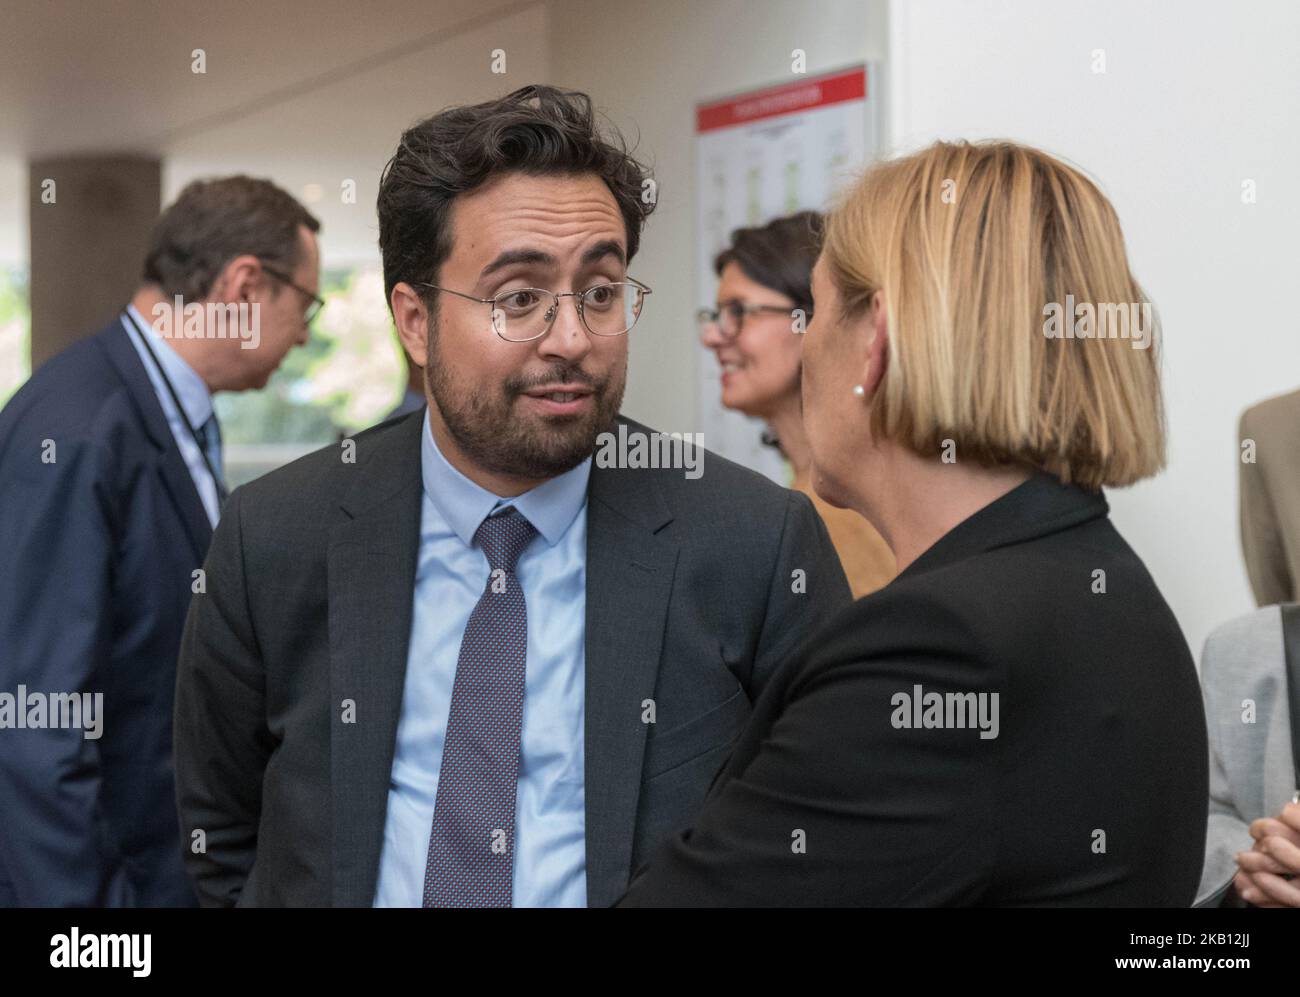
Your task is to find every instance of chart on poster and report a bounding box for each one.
[695,64,879,482]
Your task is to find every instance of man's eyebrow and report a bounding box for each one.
[581,239,626,268]
[479,248,557,280]
[477,240,626,281]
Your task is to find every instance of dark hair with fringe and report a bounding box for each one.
[713,210,823,316]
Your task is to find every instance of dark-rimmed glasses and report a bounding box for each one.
[696,301,798,341]
[262,262,325,324]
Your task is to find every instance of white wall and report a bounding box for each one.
[549,0,888,432]
[890,0,1300,658]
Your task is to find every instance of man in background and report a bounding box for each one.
[0,176,320,905]
[1240,389,1300,605]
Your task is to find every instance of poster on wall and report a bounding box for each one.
[694,64,879,483]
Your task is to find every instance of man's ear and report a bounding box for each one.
[211,254,261,304]
[391,282,431,367]
[860,290,890,398]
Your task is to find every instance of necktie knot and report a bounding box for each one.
[474,508,537,573]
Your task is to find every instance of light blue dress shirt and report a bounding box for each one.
[373,410,591,907]
[121,305,222,527]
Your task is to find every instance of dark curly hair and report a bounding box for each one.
[376,84,655,310]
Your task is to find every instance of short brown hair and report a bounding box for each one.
[823,140,1165,490]
[142,175,320,303]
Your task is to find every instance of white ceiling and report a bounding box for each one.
[0,0,552,264]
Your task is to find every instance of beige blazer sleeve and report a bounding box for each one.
[1240,400,1297,606]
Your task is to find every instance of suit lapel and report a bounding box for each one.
[327,412,424,906]
[584,456,678,907]
[325,411,679,906]
[99,319,212,562]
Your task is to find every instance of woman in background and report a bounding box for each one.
[621,140,1208,906]
[699,212,895,598]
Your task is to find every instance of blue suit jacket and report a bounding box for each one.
[0,318,208,906]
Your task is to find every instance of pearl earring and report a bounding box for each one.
[852,385,866,397]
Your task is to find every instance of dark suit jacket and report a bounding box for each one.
[0,318,207,906]
[619,472,1209,906]
[173,409,851,906]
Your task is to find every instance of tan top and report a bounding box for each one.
[791,469,896,599]
[1239,389,1300,605]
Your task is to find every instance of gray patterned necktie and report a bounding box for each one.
[422,507,538,907]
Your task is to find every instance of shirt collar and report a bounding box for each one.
[420,407,591,548]
[125,303,213,430]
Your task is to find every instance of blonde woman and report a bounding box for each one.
[699,212,894,597]
[620,141,1207,906]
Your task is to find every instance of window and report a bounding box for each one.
[0,266,30,408]
[215,264,407,487]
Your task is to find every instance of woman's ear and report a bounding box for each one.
[860,291,889,398]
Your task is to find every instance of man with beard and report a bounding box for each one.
[173,85,851,908]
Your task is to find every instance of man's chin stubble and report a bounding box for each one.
[448,403,611,481]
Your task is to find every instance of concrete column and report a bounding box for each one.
[28,156,160,369]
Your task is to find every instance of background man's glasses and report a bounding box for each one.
[697,301,797,341]
[262,262,325,324]
[418,279,652,343]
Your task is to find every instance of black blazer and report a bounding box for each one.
[173,410,851,906]
[619,472,1209,906]
[0,319,208,906]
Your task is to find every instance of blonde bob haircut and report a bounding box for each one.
[822,140,1164,490]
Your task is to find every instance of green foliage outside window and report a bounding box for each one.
[215,264,405,444]
[0,268,31,408]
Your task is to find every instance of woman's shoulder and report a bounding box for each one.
[791,527,1183,686]
[783,570,1005,704]
[807,557,1006,656]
